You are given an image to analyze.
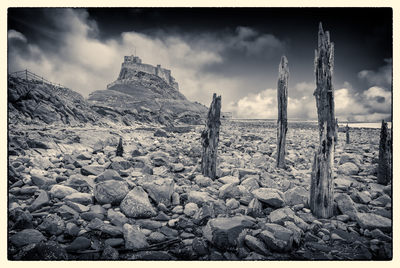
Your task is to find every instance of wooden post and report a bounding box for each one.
[277,55,289,168]
[377,120,391,185]
[201,93,221,179]
[310,23,335,218]
[345,124,350,144]
[334,118,338,142]
[116,137,124,157]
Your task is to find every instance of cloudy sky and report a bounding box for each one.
[8,8,392,121]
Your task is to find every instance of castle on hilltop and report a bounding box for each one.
[107,55,179,91]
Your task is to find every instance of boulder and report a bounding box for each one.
[64,192,93,205]
[49,185,78,199]
[252,188,285,208]
[184,202,199,217]
[107,209,129,227]
[120,186,157,218]
[38,214,65,235]
[244,235,269,256]
[203,215,256,251]
[142,177,174,206]
[238,168,258,179]
[94,180,129,205]
[240,177,260,192]
[259,223,294,252]
[335,193,358,220]
[356,213,392,232]
[66,236,91,252]
[339,153,363,168]
[10,229,46,247]
[123,223,149,250]
[95,169,123,182]
[20,241,68,260]
[188,190,213,205]
[338,162,359,175]
[9,208,33,229]
[28,189,49,212]
[218,176,240,185]
[81,164,105,176]
[284,186,308,206]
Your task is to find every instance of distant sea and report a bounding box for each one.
[229,118,392,129]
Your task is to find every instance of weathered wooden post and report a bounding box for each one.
[377,120,391,185]
[116,137,124,157]
[310,23,336,218]
[277,55,289,168]
[334,118,338,142]
[345,124,350,144]
[201,93,221,179]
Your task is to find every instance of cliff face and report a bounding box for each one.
[88,57,207,125]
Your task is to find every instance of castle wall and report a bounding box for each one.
[122,62,157,75]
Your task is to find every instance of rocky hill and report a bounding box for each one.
[88,57,207,126]
[8,76,100,126]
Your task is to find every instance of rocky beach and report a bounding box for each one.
[8,119,392,260]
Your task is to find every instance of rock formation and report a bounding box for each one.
[309,23,336,218]
[276,55,289,168]
[201,93,221,180]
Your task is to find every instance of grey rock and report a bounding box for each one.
[252,188,285,208]
[49,184,78,199]
[123,223,149,250]
[66,236,91,252]
[64,192,93,205]
[120,186,157,218]
[94,180,129,205]
[10,229,46,247]
[95,169,122,183]
[335,193,358,220]
[244,235,269,256]
[284,186,308,206]
[142,177,174,206]
[356,212,391,232]
[81,164,105,176]
[38,214,65,235]
[338,162,359,175]
[28,190,49,212]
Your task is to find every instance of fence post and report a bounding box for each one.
[25,69,28,80]
[309,23,335,219]
[277,55,289,168]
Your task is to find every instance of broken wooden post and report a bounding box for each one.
[334,118,338,142]
[201,93,221,179]
[345,124,350,144]
[116,137,124,157]
[377,120,391,185]
[310,23,336,218]
[276,55,289,168]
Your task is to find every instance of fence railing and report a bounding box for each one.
[8,69,67,89]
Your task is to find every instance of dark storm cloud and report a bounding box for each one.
[8,8,392,121]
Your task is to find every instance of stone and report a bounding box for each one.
[19,185,39,195]
[64,192,93,205]
[370,194,391,207]
[150,151,170,167]
[136,219,162,230]
[104,238,124,247]
[22,241,68,260]
[107,209,128,227]
[240,176,260,192]
[10,208,33,229]
[192,237,208,256]
[219,183,241,199]
[238,168,258,179]
[284,186,308,206]
[195,175,213,187]
[101,245,119,260]
[65,201,90,213]
[95,169,123,183]
[123,223,149,250]
[81,164,105,176]
[66,236,91,252]
[120,186,157,218]
[94,180,129,205]
[142,177,174,206]
[58,204,79,220]
[356,213,392,232]
[193,203,215,225]
[188,190,213,205]
[218,175,240,185]
[203,215,256,251]
[268,207,295,224]
[66,222,80,237]
[246,198,263,218]
[252,188,285,208]
[38,214,65,235]
[339,153,363,168]
[226,198,240,210]
[10,229,46,247]
[338,162,359,175]
[353,191,372,204]
[259,224,294,252]
[245,235,269,256]
[184,202,199,217]
[49,184,78,199]
[148,232,167,244]
[335,193,358,220]
[81,212,104,221]
[171,163,184,173]
[28,189,49,212]
[76,151,92,160]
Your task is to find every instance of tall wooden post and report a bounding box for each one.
[345,124,350,144]
[310,23,336,218]
[277,55,289,168]
[334,118,338,142]
[201,93,221,179]
[377,120,391,185]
